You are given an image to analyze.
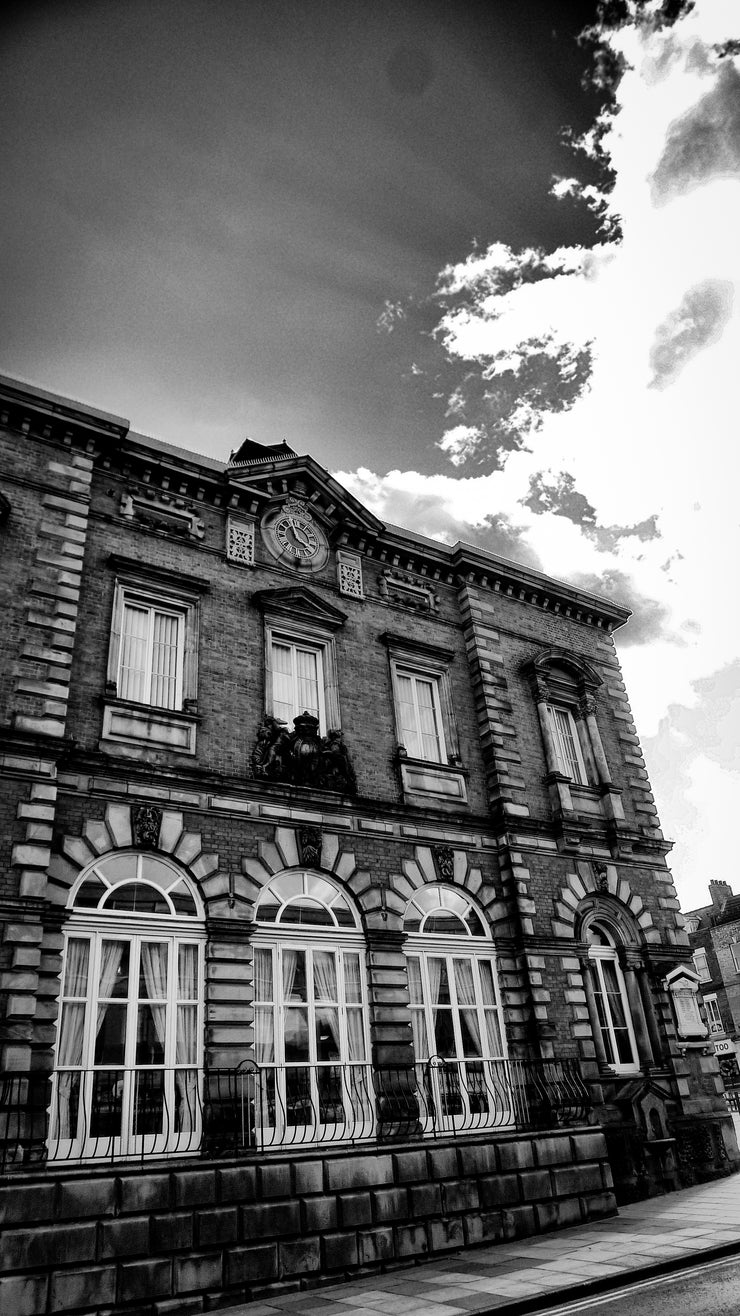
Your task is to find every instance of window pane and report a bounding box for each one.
[136,1003,166,1065]
[176,1004,197,1064]
[150,611,180,709]
[416,678,442,761]
[313,951,338,1001]
[272,642,295,724]
[120,604,149,702]
[284,1008,309,1062]
[407,956,423,1005]
[397,673,421,757]
[296,647,319,718]
[344,953,362,1004]
[315,1007,340,1060]
[178,945,198,999]
[254,948,273,1002]
[95,1002,127,1065]
[63,939,90,997]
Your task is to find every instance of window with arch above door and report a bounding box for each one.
[51,852,205,1163]
[403,886,508,1132]
[252,871,372,1146]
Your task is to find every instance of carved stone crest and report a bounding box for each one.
[434,846,455,882]
[251,714,357,794]
[593,862,609,893]
[298,825,323,867]
[132,804,162,849]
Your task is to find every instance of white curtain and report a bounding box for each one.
[175,1007,199,1133]
[140,941,169,1053]
[254,948,275,1064]
[313,951,340,1058]
[151,611,180,709]
[55,939,89,1139]
[454,958,482,1057]
[96,941,125,1036]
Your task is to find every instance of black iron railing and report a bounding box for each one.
[0,1056,590,1172]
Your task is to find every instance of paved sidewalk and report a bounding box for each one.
[214,1173,740,1316]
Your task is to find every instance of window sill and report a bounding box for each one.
[101,699,198,755]
[398,758,468,806]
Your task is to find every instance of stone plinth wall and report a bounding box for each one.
[0,1128,615,1316]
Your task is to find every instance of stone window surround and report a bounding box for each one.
[576,897,663,1074]
[381,631,467,808]
[525,649,625,826]
[102,555,209,755]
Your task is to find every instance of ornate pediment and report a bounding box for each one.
[251,586,347,631]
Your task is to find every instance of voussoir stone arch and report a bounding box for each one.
[46,802,223,910]
[241,824,380,925]
[393,844,499,932]
[552,860,660,944]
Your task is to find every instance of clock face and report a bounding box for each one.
[275,512,320,559]
[261,500,330,570]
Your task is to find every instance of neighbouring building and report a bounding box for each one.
[0,373,736,1315]
[686,881,740,1086]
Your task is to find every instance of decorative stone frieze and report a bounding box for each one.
[226,516,255,565]
[337,550,364,598]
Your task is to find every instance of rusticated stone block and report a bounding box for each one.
[371,1186,408,1221]
[259,1163,292,1198]
[502,1205,535,1238]
[458,1142,497,1176]
[175,1251,223,1294]
[581,1189,617,1219]
[409,1182,442,1216]
[226,1243,278,1285]
[294,1159,324,1195]
[151,1212,193,1252]
[428,1216,464,1252]
[441,1179,479,1212]
[479,1210,506,1242]
[518,1169,553,1202]
[323,1231,359,1270]
[359,1227,394,1265]
[119,1258,172,1302]
[426,1146,458,1180]
[196,1206,238,1246]
[498,1139,534,1171]
[302,1196,338,1232]
[280,1238,321,1275]
[119,1173,170,1213]
[173,1169,217,1207]
[0,1223,96,1270]
[0,1182,55,1225]
[551,1164,603,1196]
[325,1154,393,1191]
[242,1201,300,1238]
[535,1198,582,1232]
[0,1274,48,1316]
[392,1149,428,1182]
[338,1191,372,1227]
[59,1176,116,1218]
[51,1265,116,1310]
[100,1215,150,1257]
[572,1131,609,1162]
[218,1165,258,1203]
[395,1223,429,1257]
[479,1173,519,1208]
[533,1135,571,1166]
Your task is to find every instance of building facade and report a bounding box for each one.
[686,881,740,1085]
[0,374,736,1314]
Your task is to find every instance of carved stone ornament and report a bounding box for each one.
[251,713,357,794]
[434,846,455,882]
[580,694,598,718]
[377,569,439,614]
[298,825,323,867]
[132,804,163,849]
[593,862,609,893]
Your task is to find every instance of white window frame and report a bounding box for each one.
[404,886,508,1134]
[731,944,740,975]
[547,704,589,785]
[704,993,724,1033]
[117,592,186,710]
[393,665,446,764]
[586,926,639,1074]
[693,948,711,981]
[252,872,372,1146]
[51,855,205,1164]
[264,620,340,735]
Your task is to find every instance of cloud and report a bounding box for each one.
[649,277,734,386]
[335,1,740,908]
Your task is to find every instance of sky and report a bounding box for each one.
[1,0,737,912]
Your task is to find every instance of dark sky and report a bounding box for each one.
[0,0,601,471]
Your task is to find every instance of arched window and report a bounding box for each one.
[583,918,639,1073]
[403,886,508,1131]
[252,871,371,1145]
[51,853,205,1161]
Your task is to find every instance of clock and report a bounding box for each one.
[261,498,330,570]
